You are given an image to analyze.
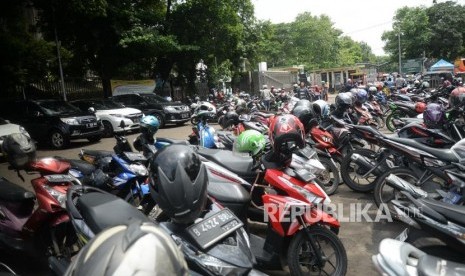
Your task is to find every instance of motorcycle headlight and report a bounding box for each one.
[60,118,79,125]
[128,164,148,177]
[43,186,66,208]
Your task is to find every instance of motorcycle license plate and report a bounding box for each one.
[181,113,189,119]
[187,209,243,249]
[395,228,409,242]
[86,122,97,128]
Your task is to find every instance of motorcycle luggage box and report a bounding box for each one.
[76,192,149,234]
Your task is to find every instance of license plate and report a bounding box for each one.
[187,209,243,249]
[396,228,409,242]
[86,122,97,128]
[181,113,189,119]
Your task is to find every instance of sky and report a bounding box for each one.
[252,0,465,56]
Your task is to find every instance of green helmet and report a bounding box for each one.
[234,130,266,157]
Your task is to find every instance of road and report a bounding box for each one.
[0,117,403,276]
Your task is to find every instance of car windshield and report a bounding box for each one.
[140,94,168,103]
[101,99,125,109]
[38,101,82,116]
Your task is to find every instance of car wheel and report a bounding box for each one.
[102,121,114,137]
[49,130,68,149]
[154,113,165,128]
[87,135,102,143]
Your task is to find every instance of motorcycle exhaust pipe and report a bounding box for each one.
[350,153,384,176]
[386,174,427,198]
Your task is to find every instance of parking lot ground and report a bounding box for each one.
[0,120,403,275]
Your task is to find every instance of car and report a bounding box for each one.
[0,99,104,149]
[111,93,190,128]
[71,99,143,137]
[0,117,31,156]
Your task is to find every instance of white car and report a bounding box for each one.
[71,99,143,137]
[0,117,31,156]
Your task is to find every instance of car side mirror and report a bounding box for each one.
[88,107,95,114]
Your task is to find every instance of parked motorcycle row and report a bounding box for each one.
[1,80,465,275]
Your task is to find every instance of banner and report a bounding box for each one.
[110,80,155,95]
[401,59,423,73]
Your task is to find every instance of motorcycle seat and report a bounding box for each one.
[81,149,113,159]
[54,157,96,175]
[155,137,189,146]
[77,192,149,234]
[417,253,465,275]
[0,177,35,202]
[388,137,458,163]
[420,198,465,226]
[197,148,256,176]
[208,181,250,204]
[253,111,274,118]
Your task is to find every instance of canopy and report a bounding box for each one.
[430,59,454,71]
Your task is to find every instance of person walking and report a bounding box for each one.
[321,81,329,101]
[260,84,273,111]
[296,82,309,100]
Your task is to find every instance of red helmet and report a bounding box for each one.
[415,102,426,113]
[269,114,305,156]
[450,86,465,108]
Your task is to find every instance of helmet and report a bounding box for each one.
[2,133,36,169]
[415,102,427,113]
[291,101,314,133]
[64,221,188,276]
[293,84,299,88]
[422,81,430,89]
[414,80,420,86]
[312,100,330,119]
[149,145,208,224]
[443,80,451,87]
[376,83,383,91]
[233,130,266,157]
[269,114,305,157]
[194,96,200,101]
[335,92,353,110]
[355,89,368,103]
[368,86,377,94]
[423,103,446,129]
[262,84,268,89]
[140,115,160,135]
[449,86,465,108]
[220,111,239,129]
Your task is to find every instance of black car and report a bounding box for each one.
[0,99,103,149]
[111,93,190,127]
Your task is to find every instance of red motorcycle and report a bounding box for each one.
[0,158,78,258]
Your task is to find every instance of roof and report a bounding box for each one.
[430,59,454,71]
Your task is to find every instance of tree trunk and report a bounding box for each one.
[102,77,112,98]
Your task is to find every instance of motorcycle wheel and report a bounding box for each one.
[385,111,405,132]
[340,148,380,192]
[315,157,339,195]
[191,116,199,125]
[287,226,347,276]
[373,167,419,214]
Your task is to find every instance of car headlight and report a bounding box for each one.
[60,118,79,125]
[43,186,66,208]
[109,114,124,118]
[164,106,177,112]
[128,164,148,177]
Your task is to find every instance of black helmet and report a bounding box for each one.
[64,221,189,276]
[335,92,353,110]
[291,103,314,133]
[149,145,208,224]
[293,99,312,109]
[220,111,239,129]
[2,133,36,169]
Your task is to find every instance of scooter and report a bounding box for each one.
[0,158,79,259]
[372,238,465,276]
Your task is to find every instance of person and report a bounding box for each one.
[311,85,321,101]
[344,79,355,92]
[321,81,329,101]
[260,84,274,111]
[296,81,309,100]
[395,74,406,89]
[133,115,160,159]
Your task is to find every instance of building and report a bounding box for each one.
[309,64,378,92]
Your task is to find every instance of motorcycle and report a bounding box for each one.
[188,111,223,149]
[0,159,79,259]
[372,238,465,276]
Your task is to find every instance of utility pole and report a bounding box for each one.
[398,33,402,75]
